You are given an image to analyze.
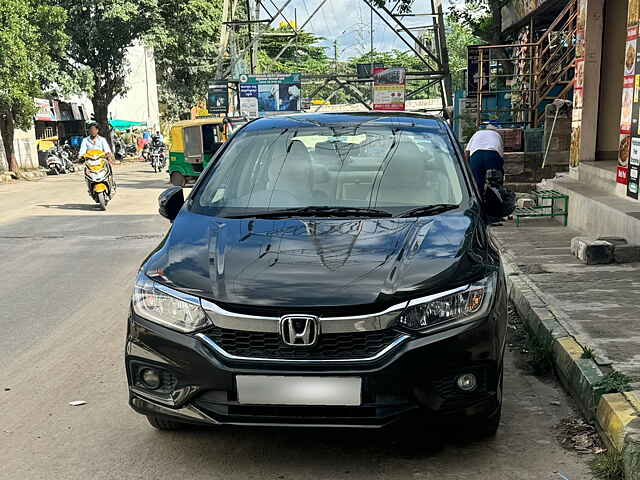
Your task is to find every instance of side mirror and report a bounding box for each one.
[158,186,184,221]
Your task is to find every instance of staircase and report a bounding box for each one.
[473,0,577,128]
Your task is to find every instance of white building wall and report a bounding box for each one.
[108,42,160,130]
[71,42,160,131]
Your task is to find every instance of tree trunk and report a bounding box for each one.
[490,2,504,44]
[0,110,18,173]
[91,96,112,150]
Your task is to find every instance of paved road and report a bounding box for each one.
[0,166,594,479]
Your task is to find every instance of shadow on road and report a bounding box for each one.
[37,203,100,211]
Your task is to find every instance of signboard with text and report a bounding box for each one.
[239,73,301,118]
[372,67,405,111]
[207,81,229,114]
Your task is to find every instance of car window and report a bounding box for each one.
[193,124,466,216]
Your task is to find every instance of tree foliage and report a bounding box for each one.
[0,0,69,171]
[448,0,509,43]
[52,0,159,139]
[152,0,223,120]
[445,17,482,91]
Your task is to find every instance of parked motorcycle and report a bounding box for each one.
[46,147,66,175]
[114,138,126,161]
[59,144,76,172]
[125,144,137,157]
[83,149,116,211]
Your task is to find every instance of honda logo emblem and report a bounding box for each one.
[280,315,319,346]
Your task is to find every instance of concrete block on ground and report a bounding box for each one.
[597,236,628,246]
[614,244,640,263]
[571,237,614,264]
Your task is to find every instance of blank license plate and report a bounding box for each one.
[236,375,362,406]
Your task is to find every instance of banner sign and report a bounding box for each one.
[207,81,229,114]
[372,67,406,111]
[467,46,489,96]
[618,26,638,185]
[34,98,55,122]
[239,73,301,117]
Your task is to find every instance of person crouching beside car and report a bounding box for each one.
[465,124,504,190]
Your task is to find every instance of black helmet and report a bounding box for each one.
[87,122,98,129]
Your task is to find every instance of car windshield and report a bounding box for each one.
[192,123,466,217]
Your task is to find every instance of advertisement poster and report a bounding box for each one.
[373,67,406,111]
[239,73,301,117]
[34,98,55,121]
[207,81,229,114]
[619,133,631,185]
[467,46,489,95]
[621,76,634,134]
[628,138,640,199]
[569,0,586,169]
[618,26,638,184]
[630,0,640,26]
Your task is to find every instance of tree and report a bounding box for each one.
[53,0,159,143]
[152,0,223,121]
[0,0,68,172]
[449,0,508,44]
[446,17,482,91]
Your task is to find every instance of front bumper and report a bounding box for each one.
[126,307,506,428]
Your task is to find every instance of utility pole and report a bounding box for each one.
[215,0,232,79]
[246,0,254,74]
[252,0,260,73]
[370,6,374,104]
[334,39,338,74]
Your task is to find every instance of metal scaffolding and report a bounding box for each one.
[215,0,452,116]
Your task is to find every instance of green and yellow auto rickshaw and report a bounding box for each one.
[168,118,228,187]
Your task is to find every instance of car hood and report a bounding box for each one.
[144,208,488,311]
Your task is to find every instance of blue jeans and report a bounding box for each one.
[469,150,504,190]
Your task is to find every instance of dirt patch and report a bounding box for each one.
[555,416,604,455]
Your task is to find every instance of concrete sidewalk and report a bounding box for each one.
[492,219,640,479]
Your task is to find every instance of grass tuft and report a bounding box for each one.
[595,371,632,395]
[581,345,596,360]
[590,450,625,480]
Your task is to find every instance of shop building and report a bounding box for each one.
[470,0,640,239]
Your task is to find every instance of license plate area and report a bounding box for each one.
[236,375,362,406]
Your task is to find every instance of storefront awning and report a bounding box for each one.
[109,119,147,130]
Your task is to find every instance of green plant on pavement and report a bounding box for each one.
[527,330,555,376]
[595,371,633,395]
[581,345,596,360]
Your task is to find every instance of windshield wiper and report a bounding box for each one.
[396,204,459,218]
[225,206,393,219]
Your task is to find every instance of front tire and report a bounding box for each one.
[146,415,187,431]
[170,171,186,187]
[97,192,108,211]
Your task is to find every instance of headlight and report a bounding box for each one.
[132,272,211,332]
[398,273,496,332]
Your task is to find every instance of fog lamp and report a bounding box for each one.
[140,368,161,390]
[456,373,478,392]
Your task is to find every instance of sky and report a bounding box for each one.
[256,0,448,60]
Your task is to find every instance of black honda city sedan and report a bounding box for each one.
[126,112,508,435]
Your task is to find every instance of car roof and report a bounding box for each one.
[172,117,225,128]
[242,112,446,132]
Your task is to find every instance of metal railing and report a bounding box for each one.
[474,0,577,128]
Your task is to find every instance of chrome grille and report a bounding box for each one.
[204,325,403,360]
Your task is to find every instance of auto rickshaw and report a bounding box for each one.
[168,118,228,187]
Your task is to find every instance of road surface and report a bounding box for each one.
[0,164,594,479]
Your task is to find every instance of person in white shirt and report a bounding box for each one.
[465,124,504,189]
[79,123,112,159]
